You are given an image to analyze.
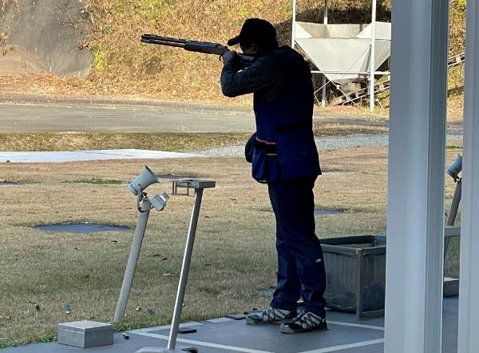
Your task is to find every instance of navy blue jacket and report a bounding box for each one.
[221,46,321,182]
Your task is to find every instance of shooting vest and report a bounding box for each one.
[252,46,321,182]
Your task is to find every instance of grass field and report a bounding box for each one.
[0,146,461,347]
[0,124,388,152]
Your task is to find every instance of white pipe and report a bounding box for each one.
[291,0,297,48]
[114,199,152,322]
[312,70,389,75]
[324,0,329,23]
[168,189,204,350]
[321,0,329,107]
[369,0,377,112]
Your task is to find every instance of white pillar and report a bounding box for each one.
[457,1,479,352]
[369,0,377,112]
[291,0,297,48]
[321,0,329,108]
[324,0,329,23]
[384,0,449,352]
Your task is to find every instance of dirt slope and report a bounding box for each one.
[0,0,467,107]
[0,0,93,76]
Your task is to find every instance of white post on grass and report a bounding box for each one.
[291,0,297,48]
[369,0,377,112]
[384,0,449,352]
[321,0,329,107]
[458,1,479,352]
[114,199,152,322]
[168,189,204,350]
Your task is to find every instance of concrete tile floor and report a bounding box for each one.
[0,297,458,353]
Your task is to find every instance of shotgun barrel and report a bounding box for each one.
[141,34,255,63]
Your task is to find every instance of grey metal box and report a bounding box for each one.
[321,235,459,319]
[443,277,459,297]
[57,320,113,348]
[321,235,386,319]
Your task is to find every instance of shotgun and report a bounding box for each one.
[141,34,255,66]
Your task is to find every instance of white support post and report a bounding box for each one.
[291,0,297,48]
[369,0,377,112]
[114,199,152,323]
[324,0,329,23]
[384,0,449,353]
[458,1,479,352]
[321,0,329,108]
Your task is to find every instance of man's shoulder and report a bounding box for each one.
[246,51,284,80]
[254,51,283,68]
[252,46,301,66]
[273,46,307,63]
[271,46,310,76]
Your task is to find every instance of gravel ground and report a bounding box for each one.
[198,130,463,158]
[198,134,388,158]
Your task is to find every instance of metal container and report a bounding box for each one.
[57,321,113,348]
[321,235,386,319]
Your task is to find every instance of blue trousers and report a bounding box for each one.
[268,176,327,317]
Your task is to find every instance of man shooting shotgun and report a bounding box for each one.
[141,34,254,66]
[142,19,327,336]
[220,18,328,335]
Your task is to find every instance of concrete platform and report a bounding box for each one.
[0,297,459,353]
[0,149,199,163]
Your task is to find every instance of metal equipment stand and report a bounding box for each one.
[443,178,461,297]
[445,178,462,253]
[114,194,153,323]
[134,179,216,353]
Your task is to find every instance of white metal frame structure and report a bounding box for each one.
[386,0,479,353]
[385,0,448,350]
[291,0,382,111]
[458,1,479,352]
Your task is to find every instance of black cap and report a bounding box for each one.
[228,18,277,49]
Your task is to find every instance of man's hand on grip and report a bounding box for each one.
[221,50,237,64]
